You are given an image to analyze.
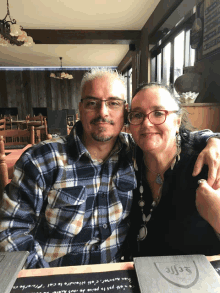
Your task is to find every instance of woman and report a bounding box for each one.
[127,83,220,258]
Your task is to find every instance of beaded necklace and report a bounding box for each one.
[137,153,178,242]
[137,161,163,241]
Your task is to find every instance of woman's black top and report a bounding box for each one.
[126,137,220,258]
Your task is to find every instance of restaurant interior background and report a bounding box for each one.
[0,0,219,131]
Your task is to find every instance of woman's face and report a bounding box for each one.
[129,87,181,154]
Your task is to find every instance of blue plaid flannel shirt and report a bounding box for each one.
[0,122,136,268]
[0,123,217,268]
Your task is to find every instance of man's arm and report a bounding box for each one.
[0,152,50,269]
[191,130,220,188]
[196,179,220,234]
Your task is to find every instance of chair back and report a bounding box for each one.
[0,136,9,200]
[26,115,44,124]
[0,118,6,131]
[0,126,35,147]
[35,118,48,142]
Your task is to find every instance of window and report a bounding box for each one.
[174,31,185,83]
[150,13,196,92]
[157,53,162,83]
[185,29,195,67]
[162,42,171,85]
[123,67,132,106]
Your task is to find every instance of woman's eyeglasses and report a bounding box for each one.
[127,110,179,125]
[81,98,126,111]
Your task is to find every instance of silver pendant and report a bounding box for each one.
[138,200,145,207]
[139,185,144,194]
[156,174,163,185]
[138,225,147,241]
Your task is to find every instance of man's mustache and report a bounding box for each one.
[90,117,114,125]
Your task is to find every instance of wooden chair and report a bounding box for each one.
[34,118,48,142]
[0,136,9,200]
[0,118,6,131]
[0,126,35,147]
[26,114,44,124]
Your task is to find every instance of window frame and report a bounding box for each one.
[150,12,196,86]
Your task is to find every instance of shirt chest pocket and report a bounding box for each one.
[45,186,87,236]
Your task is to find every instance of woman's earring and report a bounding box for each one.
[176,132,181,161]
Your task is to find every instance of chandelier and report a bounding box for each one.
[50,57,74,80]
[0,0,35,47]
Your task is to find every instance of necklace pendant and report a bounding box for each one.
[139,185,144,194]
[156,174,163,185]
[138,224,147,241]
[138,200,145,207]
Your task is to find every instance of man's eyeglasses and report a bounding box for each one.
[81,98,126,111]
[127,110,179,125]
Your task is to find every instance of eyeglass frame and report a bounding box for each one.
[80,97,126,110]
[127,110,179,125]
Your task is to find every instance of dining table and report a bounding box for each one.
[11,256,220,293]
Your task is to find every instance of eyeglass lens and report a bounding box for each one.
[128,110,166,125]
[83,98,124,110]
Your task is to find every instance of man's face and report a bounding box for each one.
[79,76,126,143]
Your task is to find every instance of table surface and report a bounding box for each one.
[17,262,134,278]
[16,256,220,279]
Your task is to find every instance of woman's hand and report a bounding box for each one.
[193,138,220,189]
[196,179,220,233]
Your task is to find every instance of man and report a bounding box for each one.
[0,69,220,268]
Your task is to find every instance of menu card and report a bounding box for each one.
[134,254,220,292]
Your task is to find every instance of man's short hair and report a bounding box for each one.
[80,68,126,99]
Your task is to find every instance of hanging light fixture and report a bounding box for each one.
[50,57,74,80]
[0,0,35,47]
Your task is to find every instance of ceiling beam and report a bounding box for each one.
[117,50,133,73]
[24,29,141,45]
[143,0,183,41]
[118,0,184,71]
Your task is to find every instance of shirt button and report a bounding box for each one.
[103,224,108,229]
[101,193,105,198]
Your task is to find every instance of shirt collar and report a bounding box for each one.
[66,121,133,164]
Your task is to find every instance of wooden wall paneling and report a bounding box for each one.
[20,71,28,118]
[60,80,68,109]
[14,71,26,120]
[30,71,38,112]
[67,75,73,110]
[70,73,77,111]
[51,78,62,110]
[75,70,87,111]
[22,71,32,118]
[182,103,220,132]
[37,71,47,108]
[0,71,8,107]
[75,76,81,112]
[57,80,62,110]
[5,71,17,108]
[50,78,57,110]
[45,71,52,110]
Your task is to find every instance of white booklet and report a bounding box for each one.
[134,254,220,292]
[0,251,29,293]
